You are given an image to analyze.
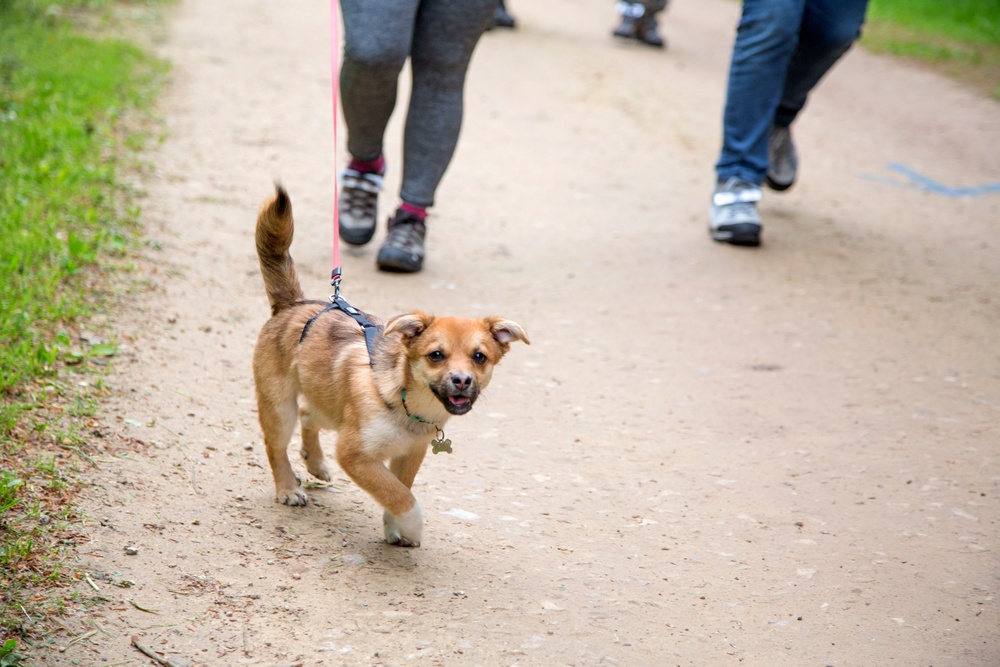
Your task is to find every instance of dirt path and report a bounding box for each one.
[42,0,999,665]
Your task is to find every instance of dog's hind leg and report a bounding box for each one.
[258,395,308,506]
[299,410,333,482]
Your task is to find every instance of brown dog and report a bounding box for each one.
[252,186,529,546]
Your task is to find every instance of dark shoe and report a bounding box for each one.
[492,1,515,29]
[338,168,383,246]
[635,18,665,48]
[612,15,638,39]
[709,177,763,247]
[376,210,426,273]
[765,125,798,192]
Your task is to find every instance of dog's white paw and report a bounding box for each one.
[383,504,423,547]
[277,487,308,506]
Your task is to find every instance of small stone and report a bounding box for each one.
[124,546,139,555]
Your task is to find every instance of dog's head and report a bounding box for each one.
[385,312,530,416]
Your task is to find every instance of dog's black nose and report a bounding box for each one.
[451,374,472,391]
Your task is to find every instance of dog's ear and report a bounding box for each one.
[485,317,530,347]
[385,311,435,340]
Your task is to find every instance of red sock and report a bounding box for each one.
[348,154,385,175]
[399,202,427,220]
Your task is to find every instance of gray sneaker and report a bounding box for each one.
[376,210,426,273]
[709,177,762,246]
[338,168,383,246]
[766,125,797,192]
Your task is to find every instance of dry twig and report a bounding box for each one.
[131,636,186,667]
[59,629,97,652]
[129,599,159,614]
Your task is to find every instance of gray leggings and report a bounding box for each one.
[339,0,496,208]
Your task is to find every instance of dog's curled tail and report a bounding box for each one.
[256,185,305,315]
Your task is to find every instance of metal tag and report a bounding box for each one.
[431,437,453,455]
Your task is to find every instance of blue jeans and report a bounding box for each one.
[715,0,869,185]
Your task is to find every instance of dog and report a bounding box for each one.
[252,186,529,546]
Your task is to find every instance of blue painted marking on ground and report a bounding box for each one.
[857,164,1000,197]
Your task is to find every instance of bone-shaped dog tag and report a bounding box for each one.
[431,437,453,455]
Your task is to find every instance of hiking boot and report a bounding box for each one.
[613,15,638,39]
[376,210,426,273]
[492,0,516,29]
[709,177,762,247]
[766,125,798,192]
[338,168,383,246]
[612,1,642,39]
[635,17,665,48]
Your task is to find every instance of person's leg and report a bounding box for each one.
[375,0,494,272]
[764,0,867,192]
[711,0,804,246]
[398,0,495,208]
[339,0,418,163]
[715,0,805,186]
[773,0,869,127]
[337,0,418,245]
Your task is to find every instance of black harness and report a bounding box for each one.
[298,293,453,454]
[298,295,380,366]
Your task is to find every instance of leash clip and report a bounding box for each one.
[330,267,342,301]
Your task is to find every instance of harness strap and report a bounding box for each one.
[299,296,380,367]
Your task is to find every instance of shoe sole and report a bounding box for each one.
[612,31,664,48]
[710,223,761,247]
[764,174,794,192]
[376,250,423,273]
[339,226,376,246]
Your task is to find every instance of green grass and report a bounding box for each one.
[0,1,161,402]
[868,0,1000,46]
[0,638,26,667]
[864,0,1000,97]
[0,0,167,653]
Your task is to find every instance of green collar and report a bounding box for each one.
[400,390,453,454]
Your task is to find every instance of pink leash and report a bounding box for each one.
[329,0,342,296]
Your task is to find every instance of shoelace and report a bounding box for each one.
[339,170,381,221]
[712,179,761,224]
[342,186,375,216]
[385,218,426,252]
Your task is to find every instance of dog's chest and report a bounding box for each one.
[360,413,434,459]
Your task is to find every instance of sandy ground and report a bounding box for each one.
[37,0,1000,665]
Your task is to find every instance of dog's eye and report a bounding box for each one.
[428,350,446,363]
[472,351,488,365]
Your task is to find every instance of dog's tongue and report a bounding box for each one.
[449,396,470,407]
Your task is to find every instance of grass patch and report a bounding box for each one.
[0,0,168,654]
[863,0,1000,98]
[867,0,1000,45]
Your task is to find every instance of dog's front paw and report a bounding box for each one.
[277,486,309,506]
[383,505,423,547]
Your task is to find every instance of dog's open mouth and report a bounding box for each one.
[440,392,475,415]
